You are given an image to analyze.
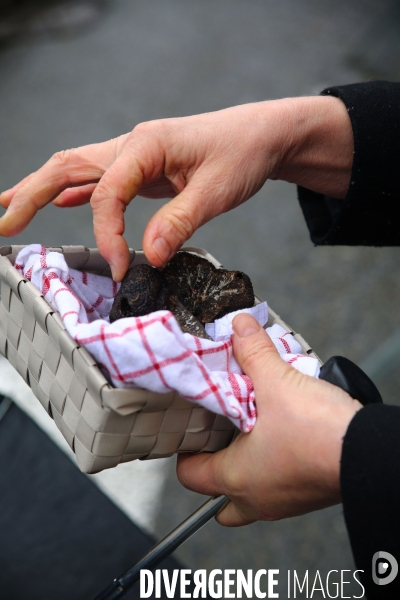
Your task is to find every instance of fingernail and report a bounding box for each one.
[233,314,260,338]
[110,263,118,282]
[152,236,172,264]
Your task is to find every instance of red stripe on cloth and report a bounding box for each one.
[184,383,241,419]
[163,319,174,334]
[287,355,314,365]
[52,281,84,308]
[42,273,51,295]
[61,310,79,319]
[113,280,118,296]
[225,341,230,372]
[42,271,62,296]
[135,319,170,388]
[194,340,231,357]
[40,246,47,268]
[184,387,222,401]
[191,353,236,417]
[93,295,104,308]
[54,286,74,298]
[86,295,103,315]
[42,274,49,296]
[228,372,242,400]
[76,313,175,345]
[55,283,83,308]
[82,271,88,285]
[87,318,185,384]
[237,375,256,419]
[99,322,124,382]
[279,336,291,353]
[121,350,192,380]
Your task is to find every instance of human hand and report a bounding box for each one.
[0,96,353,281]
[177,313,362,526]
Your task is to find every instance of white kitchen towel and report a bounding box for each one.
[15,245,320,432]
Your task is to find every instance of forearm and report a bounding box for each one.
[273,95,354,199]
[219,95,354,199]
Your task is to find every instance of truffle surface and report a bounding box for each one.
[110,252,255,339]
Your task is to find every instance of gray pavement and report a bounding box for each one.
[1,0,400,597]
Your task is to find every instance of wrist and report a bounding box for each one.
[273,95,354,199]
[313,396,363,505]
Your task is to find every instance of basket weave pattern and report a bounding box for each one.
[0,245,319,474]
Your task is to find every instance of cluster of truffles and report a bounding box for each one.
[109,251,255,339]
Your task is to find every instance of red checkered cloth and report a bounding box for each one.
[15,245,320,433]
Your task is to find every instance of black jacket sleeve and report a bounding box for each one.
[297,81,400,246]
[341,405,400,598]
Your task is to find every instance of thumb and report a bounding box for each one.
[142,183,219,267]
[232,313,293,407]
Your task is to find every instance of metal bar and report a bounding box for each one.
[94,495,229,600]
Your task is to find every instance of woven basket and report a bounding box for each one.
[0,245,320,474]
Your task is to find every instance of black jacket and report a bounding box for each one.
[298,81,400,599]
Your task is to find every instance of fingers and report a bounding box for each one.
[53,184,97,208]
[0,140,119,237]
[232,314,293,408]
[177,453,225,497]
[88,128,169,279]
[90,152,149,281]
[0,173,36,208]
[177,453,256,527]
[142,182,218,266]
[215,501,255,528]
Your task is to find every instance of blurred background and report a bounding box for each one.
[1,0,400,598]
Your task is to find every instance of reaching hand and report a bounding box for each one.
[177,313,362,526]
[0,96,353,280]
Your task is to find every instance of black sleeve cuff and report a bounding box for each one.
[341,404,400,597]
[298,81,400,246]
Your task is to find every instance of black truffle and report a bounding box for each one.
[109,264,169,322]
[162,252,255,322]
[109,252,255,339]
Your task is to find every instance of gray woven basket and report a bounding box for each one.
[0,245,320,474]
